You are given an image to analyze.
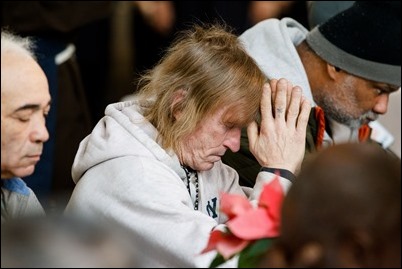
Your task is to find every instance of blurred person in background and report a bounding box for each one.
[131,1,308,90]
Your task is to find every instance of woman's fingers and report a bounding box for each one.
[248,78,311,173]
[273,79,287,121]
[259,83,273,131]
[286,86,302,127]
[297,97,311,132]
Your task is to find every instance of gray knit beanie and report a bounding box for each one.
[306,1,401,86]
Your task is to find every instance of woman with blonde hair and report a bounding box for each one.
[65,24,310,267]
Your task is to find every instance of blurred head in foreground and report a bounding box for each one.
[1,216,140,268]
[259,143,401,268]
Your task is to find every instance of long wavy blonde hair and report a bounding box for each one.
[137,23,266,154]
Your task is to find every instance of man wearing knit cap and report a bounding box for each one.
[222,1,401,187]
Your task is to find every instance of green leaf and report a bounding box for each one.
[209,253,226,268]
[237,238,275,268]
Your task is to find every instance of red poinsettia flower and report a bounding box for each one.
[201,176,284,260]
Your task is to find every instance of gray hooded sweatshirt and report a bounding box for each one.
[65,100,290,267]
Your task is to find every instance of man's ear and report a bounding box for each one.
[171,89,187,120]
[326,63,342,80]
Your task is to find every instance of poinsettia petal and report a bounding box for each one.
[216,235,250,260]
[201,229,250,260]
[220,192,252,219]
[258,176,284,223]
[201,229,225,254]
[227,208,279,239]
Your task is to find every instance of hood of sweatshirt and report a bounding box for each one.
[239,17,314,104]
[71,100,186,184]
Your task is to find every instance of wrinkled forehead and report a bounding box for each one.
[220,101,257,127]
[1,55,49,108]
[2,53,47,90]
